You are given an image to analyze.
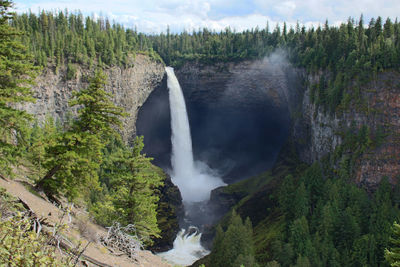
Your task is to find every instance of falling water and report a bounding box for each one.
[166,66,225,203]
[159,67,225,266]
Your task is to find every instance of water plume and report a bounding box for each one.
[166,66,225,203]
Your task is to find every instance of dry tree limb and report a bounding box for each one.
[100,222,143,261]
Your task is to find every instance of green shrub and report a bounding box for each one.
[0,213,72,266]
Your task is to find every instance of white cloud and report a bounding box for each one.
[14,0,400,33]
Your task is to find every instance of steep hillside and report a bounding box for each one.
[203,69,400,266]
[294,71,400,187]
[0,176,172,267]
[22,54,164,142]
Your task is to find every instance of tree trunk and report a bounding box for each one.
[36,164,60,189]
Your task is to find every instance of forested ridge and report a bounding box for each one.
[0,2,167,265]
[13,11,400,113]
[1,1,400,266]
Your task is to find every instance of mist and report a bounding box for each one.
[137,51,293,185]
[166,67,225,203]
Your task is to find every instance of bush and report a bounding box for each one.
[66,63,77,80]
[0,212,71,266]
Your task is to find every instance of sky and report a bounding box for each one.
[13,0,400,34]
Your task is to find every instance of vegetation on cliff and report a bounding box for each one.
[28,73,165,245]
[0,1,167,260]
[4,1,400,266]
[0,0,38,178]
[207,131,400,266]
[385,221,400,266]
[13,10,400,116]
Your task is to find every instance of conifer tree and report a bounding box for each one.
[211,210,257,267]
[0,0,37,177]
[36,70,125,199]
[90,136,164,245]
[385,222,400,266]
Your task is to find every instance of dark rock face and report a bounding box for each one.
[137,56,294,184]
[152,174,184,252]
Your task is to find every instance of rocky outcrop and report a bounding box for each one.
[152,174,184,252]
[24,54,165,142]
[175,53,296,110]
[294,71,400,187]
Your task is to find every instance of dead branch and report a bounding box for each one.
[100,222,143,261]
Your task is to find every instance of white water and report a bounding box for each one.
[159,67,225,266]
[158,228,209,266]
[166,66,225,203]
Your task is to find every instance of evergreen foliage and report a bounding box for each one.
[211,210,257,267]
[90,136,164,245]
[12,12,400,114]
[5,2,400,262]
[0,0,38,177]
[36,70,125,200]
[12,10,161,67]
[385,222,400,266]
[266,163,399,266]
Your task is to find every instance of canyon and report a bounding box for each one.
[24,54,400,253]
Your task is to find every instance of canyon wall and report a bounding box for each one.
[24,54,165,142]
[293,71,400,187]
[137,56,294,184]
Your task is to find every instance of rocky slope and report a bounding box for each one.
[294,71,400,187]
[0,177,172,267]
[20,55,184,251]
[24,54,165,142]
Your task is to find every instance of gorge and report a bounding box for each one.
[6,9,400,266]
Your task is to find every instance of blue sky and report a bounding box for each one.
[13,0,400,33]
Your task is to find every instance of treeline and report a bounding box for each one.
[12,10,161,67]
[13,11,400,114]
[1,0,163,248]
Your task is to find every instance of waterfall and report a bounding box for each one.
[166,66,225,203]
[159,67,225,266]
[158,228,209,266]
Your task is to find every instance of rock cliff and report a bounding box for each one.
[293,71,400,187]
[21,55,185,251]
[175,54,296,109]
[137,55,294,183]
[24,54,165,142]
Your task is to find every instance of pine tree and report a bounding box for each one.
[385,222,400,266]
[0,0,38,177]
[69,70,126,136]
[90,136,164,245]
[110,136,164,244]
[36,70,125,199]
[210,210,257,267]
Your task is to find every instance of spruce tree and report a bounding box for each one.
[90,136,164,245]
[385,222,400,266]
[211,210,257,267]
[0,0,37,177]
[36,70,125,199]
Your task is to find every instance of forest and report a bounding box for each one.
[1,0,400,266]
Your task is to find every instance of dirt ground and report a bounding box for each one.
[0,177,172,267]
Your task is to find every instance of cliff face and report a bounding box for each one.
[175,54,296,109]
[175,58,399,187]
[138,55,295,183]
[294,71,400,187]
[21,55,184,251]
[24,54,165,142]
